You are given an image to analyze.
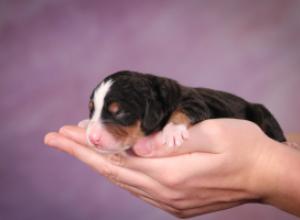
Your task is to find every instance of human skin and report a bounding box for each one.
[44,119,300,218]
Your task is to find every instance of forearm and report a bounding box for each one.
[260,137,300,216]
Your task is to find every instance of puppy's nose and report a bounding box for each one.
[89,133,102,146]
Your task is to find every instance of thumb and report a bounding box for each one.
[132,122,220,157]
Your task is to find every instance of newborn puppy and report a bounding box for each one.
[80,70,286,153]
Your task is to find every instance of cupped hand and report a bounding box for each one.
[44,119,282,218]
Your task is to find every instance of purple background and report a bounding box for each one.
[1,0,300,219]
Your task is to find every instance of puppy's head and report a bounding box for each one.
[86,71,178,153]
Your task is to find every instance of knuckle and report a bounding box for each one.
[107,154,126,167]
[69,147,76,157]
[115,181,125,189]
[174,211,188,219]
[100,164,117,179]
[65,144,78,157]
[159,190,172,202]
[159,190,184,205]
[171,200,188,210]
[129,190,139,197]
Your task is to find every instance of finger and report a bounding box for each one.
[56,126,210,180]
[105,153,191,198]
[78,119,90,128]
[115,180,183,209]
[112,151,218,183]
[44,132,168,195]
[44,132,112,173]
[139,196,241,218]
[177,201,242,218]
[138,195,180,215]
[110,180,153,199]
[136,196,239,218]
[106,161,187,210]
[58,125,87,146]
[133,120,222,158]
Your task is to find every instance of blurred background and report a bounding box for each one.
[1,0,299,219]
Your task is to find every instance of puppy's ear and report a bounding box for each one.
[141,100,165,135]
[141,75,181,135]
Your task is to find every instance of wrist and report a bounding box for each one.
[240,136,276,201]
[251,138,300,216]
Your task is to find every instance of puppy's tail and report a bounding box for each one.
[246,104,286,142]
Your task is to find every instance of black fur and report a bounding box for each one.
[91,70,286,142]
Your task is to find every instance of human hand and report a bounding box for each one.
[44,119,298,218]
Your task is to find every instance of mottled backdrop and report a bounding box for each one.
[0,0,299,219]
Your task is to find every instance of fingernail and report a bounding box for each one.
[45,137,54,146]
[59,126,69,135]
[44,133,57,146]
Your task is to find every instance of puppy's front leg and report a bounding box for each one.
[162,111,191,147]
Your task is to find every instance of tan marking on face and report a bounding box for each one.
[168,110,191,127]
[108,102,120,114]
[104,120,145,148]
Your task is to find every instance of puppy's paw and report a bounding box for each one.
[162,123,189,147]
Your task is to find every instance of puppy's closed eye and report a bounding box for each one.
[108,102,120,114]
[108,102,127,119]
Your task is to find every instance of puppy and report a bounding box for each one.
[80,70,286,153]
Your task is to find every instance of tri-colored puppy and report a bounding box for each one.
[79,70,286,153]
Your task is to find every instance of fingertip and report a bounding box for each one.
[133,138,153,157]
[58,126,66,134]
[78,119,90,128]
[59,125,86,137]
[59,125,75,134]
[133,133,172,157]
[44,132,59,146]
